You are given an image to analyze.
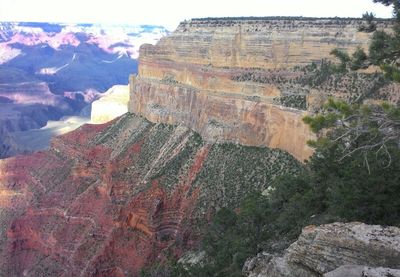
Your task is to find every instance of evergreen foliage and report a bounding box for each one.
[358,12,377,32]
[169,101,400,276]
[374,0,397,5]
[303,101,400,224]
[328,0,400,80]
[367,0,400,80]
[141,2,400,276]
[330,47,369,72]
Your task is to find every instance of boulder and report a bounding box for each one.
[244,222,400,277]
[324,265,400,277]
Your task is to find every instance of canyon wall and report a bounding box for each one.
[129,18,392,161]
[1,18,399,276]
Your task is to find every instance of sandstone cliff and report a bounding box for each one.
[90,85,129,124]
[0,113,300,276]
[129,17,395,161]
[243,222,400,277]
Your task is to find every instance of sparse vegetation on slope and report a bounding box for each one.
[146,101,400,277]
[233,60,393,110]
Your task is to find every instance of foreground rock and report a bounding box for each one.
[324,265,400,277]
[244,222,400,277]
[91,85,129,124]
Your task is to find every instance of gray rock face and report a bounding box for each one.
[178,251,206,268]
[244,254,319,277]
[324,265,400,277]
[244,222,400,277]
[243,252,275,276]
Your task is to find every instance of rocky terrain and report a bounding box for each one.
[0,17,399,276]
[243,222,400,277]
[130,17,399,161]
[0,22,167,158]
[0,113,300,276]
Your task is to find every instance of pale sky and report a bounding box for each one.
[0,0,394,30]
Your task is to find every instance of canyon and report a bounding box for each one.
[0,22,167,158]
[1,84,131,156]
[0,17,399,276]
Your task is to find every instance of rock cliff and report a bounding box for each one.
[129,17,394,161]
[243,222,400,277]
[91,85,129,124]
[0,113,301,276]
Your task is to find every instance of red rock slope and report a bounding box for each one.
[0,113,300,276]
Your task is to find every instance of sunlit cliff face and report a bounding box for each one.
[129,18,398,161]
[90,85,129,124]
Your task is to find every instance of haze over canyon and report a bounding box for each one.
[0,22,167,158]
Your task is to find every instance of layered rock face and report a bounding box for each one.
[130,18,392,161]
[244,222,400,277]
[0,113,300,276]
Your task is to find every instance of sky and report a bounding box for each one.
[0,0,394,30]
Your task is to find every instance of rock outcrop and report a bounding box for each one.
[324,265,400,277]
[130,17,393,161]
[91,85,129,124]
[0,113,301,276]
[243,222,400,277]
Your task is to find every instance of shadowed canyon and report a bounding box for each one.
[0,22,167,158]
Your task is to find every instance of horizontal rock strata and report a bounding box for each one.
[130,18,392,161]
[244,222,400,277]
